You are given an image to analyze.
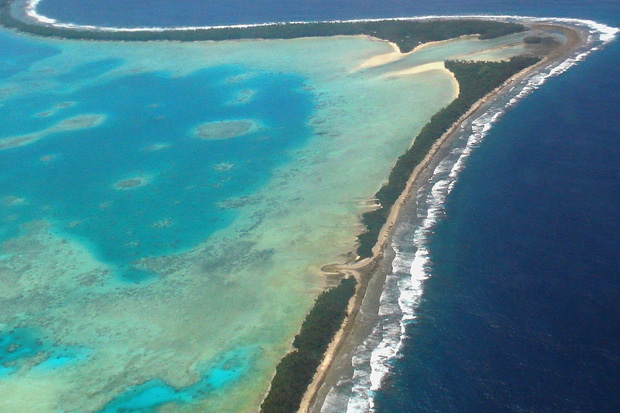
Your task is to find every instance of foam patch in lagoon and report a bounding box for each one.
[331,18,619,413]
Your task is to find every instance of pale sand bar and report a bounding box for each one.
[0,15,602,412]
[302,22,591,412]
[0,33,460,412]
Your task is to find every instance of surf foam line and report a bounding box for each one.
[14,4,619,411]
[317,19,619,413]
[14,0,620,42]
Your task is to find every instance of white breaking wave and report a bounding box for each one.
[13,4,617,411]
[328,18,619,413]
[14,0,620,43]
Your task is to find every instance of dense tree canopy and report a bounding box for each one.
[357,56,540,258]
[261,277,356,413]
[0,3,523,52]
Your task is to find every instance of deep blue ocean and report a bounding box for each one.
[29,0,620,411]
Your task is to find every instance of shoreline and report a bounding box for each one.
[1,5,618,412]
[301,21,598,413]
[2,0,617,46]
[7,0,620,39]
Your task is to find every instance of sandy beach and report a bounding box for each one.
[384,61,461,97]
[0,3,611,409]
[353,34,479,73]
[301,21,590,413]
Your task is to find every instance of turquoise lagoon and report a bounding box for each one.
[0,28,523,411]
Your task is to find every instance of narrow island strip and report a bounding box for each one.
[246,20,591,413]
[0,4,606,412]
[0,0,525,50]
[299,23,593,413]
[261,55,543,413]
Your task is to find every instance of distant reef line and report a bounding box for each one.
[260,55,543,413]
[0,0,526,52]
[298,19,606,413]
[0,4,557,413]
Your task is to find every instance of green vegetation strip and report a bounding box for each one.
[261,277,356,413]
[0,6,541,410]
[260,63,542,412]
[356,56,541,259]
[261,58,540,411]
[0,2,523,53]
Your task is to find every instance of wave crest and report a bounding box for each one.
[324,17,618,413]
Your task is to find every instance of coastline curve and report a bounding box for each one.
[313,17,618,413]
[1,4,618,412]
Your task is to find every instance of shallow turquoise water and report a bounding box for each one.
[101,345,256,411]
[0,31,59,79]
[0,329,40,377]
[0,29,320,408]
[0,24,467,410]
[0,327,89,377]
[6,0,620,410]
[0,31,314,282]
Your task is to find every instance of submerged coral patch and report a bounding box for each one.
[143,142,171,151]
[228,89,256,105]
[2,196,28,207]
[213,162,235,171]
[0,114,105,151]
[194,119,259,140]
[0,134,41,151]
[55,114,105,131]
[114,176,151,190]
[40,154,57,162]
[150,219,174,229]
